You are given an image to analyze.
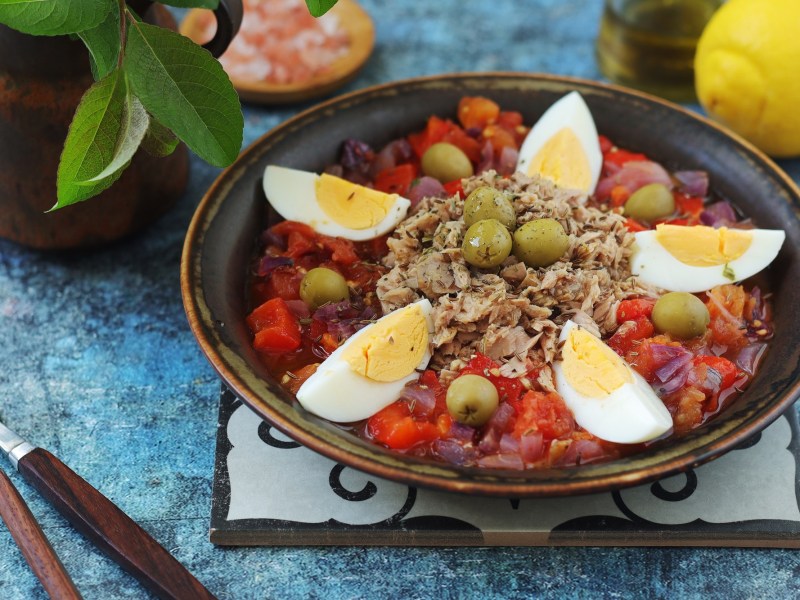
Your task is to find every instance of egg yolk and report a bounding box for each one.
[526,128,592,193]
[341,304,429,382]
[655,224,753,266]
[562,327,632,398]
[316,174,398,230]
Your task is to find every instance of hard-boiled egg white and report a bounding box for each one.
[631,224,785,293]
[553,320,672,444]
[516,91,602,195]
[263,165,411,241]
[296,299,433,423]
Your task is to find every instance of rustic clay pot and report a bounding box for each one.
[0,2,241,249]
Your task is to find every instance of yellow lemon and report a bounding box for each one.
[695,0,800,158]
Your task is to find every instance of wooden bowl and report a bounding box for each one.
[180,0,375,104]
[181,73,800,497]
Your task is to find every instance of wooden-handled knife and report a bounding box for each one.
[0,420,217,600]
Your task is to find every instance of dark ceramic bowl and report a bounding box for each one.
[182,73,800,497]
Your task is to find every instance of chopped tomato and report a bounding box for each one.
[374,163,418,196]
[513,391,574,441]
[443,179,465,198]
[607,317,655,355]
[496,111,525,142]
[610,185,630,207]
[367,401,439,450]
[270,220,316,238]
[603,148,648,170]
[690,356,739,395]
[458,96,500,129]
[318,235,359,265]
[675,194,704,220]
[705,285,747,349]
[459,354,524,409]
[625,336,679,381]
[285,363,318,394]
[667,385,707,432]
[419,369,447,411]
[285,230,317,259]
[482,124,517,158]
[598,135,614,154]
[355,234,390,262]
[408,115,453,158]
[247,297,302,352]
[441,127,481,163]
[624,218,647,233]
[264,266,304,301]
[617,298,656,322]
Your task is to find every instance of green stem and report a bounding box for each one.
[117,0,127,69]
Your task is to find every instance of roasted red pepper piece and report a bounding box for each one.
[367,401,440,450]
[247,297,302,352]
[374,163,418,196]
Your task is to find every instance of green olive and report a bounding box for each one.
[299,267,350,310]
[421,142,474,183]
[512,218,570,268]
[446,374,499,427]
[463,186,516,230]
[623,183,676,223]
[652,292,710,339]
[462,219,513,268]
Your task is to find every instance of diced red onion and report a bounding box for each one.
[700,201,737,227]
[408,176,447,207]
[340,138,374,173]
[487,402,515,432]
[260,229,286,250]
[556,440,605,466]
[465,126,482,138]
[476,453,525,470]
[478,427,500,453]
[449,421,476,441]
[401,381,437,418]
[674,170,709,197]
[735,342,768,375]
[748,287,766,322]
[284,299,310,319]
[496,146,519,176]
[431,439,472,465]
[520,431,544,462]
[653,350,693,382]
[499,433,520,454]
[257,255,293,277]
[313,300,377,339]
[656,366,691,395]
[323,164,344,178]
[476,139,494,174]
[595,160,672,199]
[369,139,414,177]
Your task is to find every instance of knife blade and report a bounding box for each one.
[0,420,217,600]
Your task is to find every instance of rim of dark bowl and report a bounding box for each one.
[181,72,800,497]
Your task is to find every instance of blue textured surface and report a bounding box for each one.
[1,1,800,598]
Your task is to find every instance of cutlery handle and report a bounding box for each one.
[0,470,82,600]
[17,448,216,600]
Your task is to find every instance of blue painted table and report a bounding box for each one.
[1,1,799,597]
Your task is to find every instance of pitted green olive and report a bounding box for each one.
[652,292,710,339]
[446,374,499,427]
[623,183,676,222]
[300,267,350,310]
[462,219,513,268]
[421,142,474,183]
[463,186,516,229]
[512,218,570,268]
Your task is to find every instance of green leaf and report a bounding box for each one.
[83,95,148,183]
[155,0,220,8]
[124,20,242,167]
[0,0,113,36]
[55,69,148,209]
[305,0,339,17]
[77,2,120,80]
[140,118,179,158]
